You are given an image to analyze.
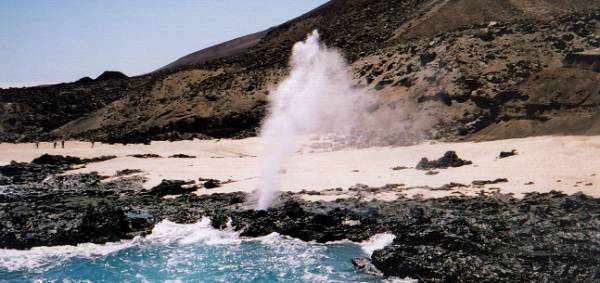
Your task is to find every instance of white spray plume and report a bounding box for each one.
[255,30,428,209]
[256,30,363,210]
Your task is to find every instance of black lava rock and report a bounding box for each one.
[416,151,473,170]
[499,149,518,158]
[147,180,196,196]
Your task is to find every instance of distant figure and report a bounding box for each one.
[35,142,39,149]
[91,141,95,148]
[61,140,65,149]
[53,142,57,149]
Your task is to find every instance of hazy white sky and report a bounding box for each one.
[0,0,327,86]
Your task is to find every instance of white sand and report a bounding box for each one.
[1,136,599,200]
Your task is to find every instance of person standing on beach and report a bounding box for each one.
[53,142,57,149]
[35,142,39,149]
[61,140,65,149]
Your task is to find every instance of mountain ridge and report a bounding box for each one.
[2,0,600,143]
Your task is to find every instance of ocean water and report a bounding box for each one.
[0,218,401,283]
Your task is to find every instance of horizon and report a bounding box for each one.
[0,0,327,87]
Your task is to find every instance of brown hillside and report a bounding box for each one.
[2,0,600,143]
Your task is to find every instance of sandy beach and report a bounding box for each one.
[1,135,598,199]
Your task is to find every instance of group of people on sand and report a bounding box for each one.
[34,140,96,149]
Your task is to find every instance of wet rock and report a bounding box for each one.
[416,151,473,170]
[352,256,383,276]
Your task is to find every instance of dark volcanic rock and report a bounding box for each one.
[416,151,473,170]
[419,51,437,65]
[32,154,116,166]
[95,71,128,81]
[128,154,161,159]
[115,169,143,176]
[0,195,135,249]
[2,157,600,282]
[201,179,221,189]
[148,180,196,196]
[169,154,196,158]
[76,76,94,83]
[472,178,508,187]
[371,192,600,282]
[499,149,518,158]
[352,256,383,276]
[0,154,115,185]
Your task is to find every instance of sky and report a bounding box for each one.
[0,0,327,87]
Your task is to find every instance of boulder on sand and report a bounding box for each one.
[416,151,472,170]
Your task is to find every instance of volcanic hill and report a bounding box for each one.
[2,0,600,143]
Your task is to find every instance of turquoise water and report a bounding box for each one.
[0,219,387,283]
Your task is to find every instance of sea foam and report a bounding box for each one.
[0,217,237,271]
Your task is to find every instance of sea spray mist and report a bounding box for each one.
[256,30,363,209]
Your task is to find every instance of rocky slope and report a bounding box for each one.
[2,0,600,143]
[1,155,599,281]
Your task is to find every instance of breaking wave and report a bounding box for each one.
[0,219,397,282]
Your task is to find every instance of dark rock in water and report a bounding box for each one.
[169,154,196,158]
[95,71,128,81]
[416,151,472,170]
[128,154,161,159]
[0,194,136,249]
[499,149,518,158]
[352,256,383,276]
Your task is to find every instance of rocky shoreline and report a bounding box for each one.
[1,155,600,282]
